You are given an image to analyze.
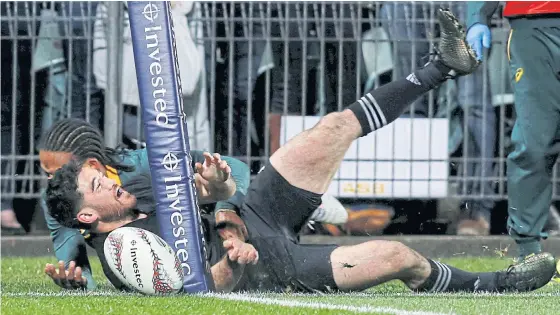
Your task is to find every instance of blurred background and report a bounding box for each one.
[2,1,560,237]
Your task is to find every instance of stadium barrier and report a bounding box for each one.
[5,1,559,204]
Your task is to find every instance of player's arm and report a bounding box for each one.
[214,155,250,215]
[211,238,258,292]
[41,194,95,290]
[134,148,237,204]
[210,254,245,292]
[467,1,500,28]
[136,148,248,207]
[191,151,239,204]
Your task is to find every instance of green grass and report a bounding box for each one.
[2,256,559,315]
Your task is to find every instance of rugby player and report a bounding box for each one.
[40,119,347,290]
[46,8,557,294]
[39,118,249,290]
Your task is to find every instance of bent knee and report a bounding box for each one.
[381,241,418,268]
[508,145,554,170]
[315,111,359,137]
[317,112,346,130]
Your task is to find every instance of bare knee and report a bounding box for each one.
[314,110,361,140]
[382,241,425,272]
[385,241,431,288]
[269,110,361,194]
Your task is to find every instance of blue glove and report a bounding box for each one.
[466,23,491,61]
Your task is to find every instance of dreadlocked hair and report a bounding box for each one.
[41,118,134,172]
[46,158,86,229]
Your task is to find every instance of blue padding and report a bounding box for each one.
[127,1,214,293]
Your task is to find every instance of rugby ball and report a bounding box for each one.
[103,227,184,295]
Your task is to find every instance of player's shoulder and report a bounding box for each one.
[120,148,145,163]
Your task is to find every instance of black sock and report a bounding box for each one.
[416,259,497,293]
[349,60,451,136]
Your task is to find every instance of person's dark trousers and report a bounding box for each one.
[506,17,560,258]
[1,1,47,231]
[381,2,496,225]
[322,3,359,113]
[268,3,319,155]
[268,3,357,156]
[59,2,103,129]
[204,2,265,161]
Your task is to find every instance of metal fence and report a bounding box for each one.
[0,2,550,203]
[1,2,118,203]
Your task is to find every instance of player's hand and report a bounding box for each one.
[223,239,259,265]
[195,152,231,184]
[466,23,491,61]
[44,261,87,290]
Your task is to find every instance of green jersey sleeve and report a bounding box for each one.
[467,1,501,28]
[190,150,250,213]
[129,149,250,213]
[215,155,250,212]
[41,191,96,290]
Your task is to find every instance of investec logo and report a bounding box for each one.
[141,2,211,280]
[141,3,171,129]
[142,3,193,276]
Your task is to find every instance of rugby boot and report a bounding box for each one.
[434,7,481,76]
[494,252,556,292]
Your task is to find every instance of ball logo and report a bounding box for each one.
[142,3,159,22]
[130,245,144,288]
[162,152,179,171]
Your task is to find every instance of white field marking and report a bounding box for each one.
[3,291,559,298]
[4,291,560,315]
[3,291,454,315]
[278,291,560,298]
[206,292,456,315]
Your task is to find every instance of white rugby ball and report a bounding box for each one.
[103,227,184,295]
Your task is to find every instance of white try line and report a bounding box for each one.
[5,291,560,315]
[281,291,560,298]
[207,292,456,315]
[3,291,559,298]
[3,291,453,315]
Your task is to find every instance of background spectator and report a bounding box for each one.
[93,1,209,150]
[203,2,266,162]
[1,1,47,234]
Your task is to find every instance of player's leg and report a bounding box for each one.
[269,8,480,194]
[242,8,477,241]
[329,241,556,293]
[505,20,560,260]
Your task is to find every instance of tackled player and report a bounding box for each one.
[38,118,248,290]
[39,119,347,290]
[47,8,557,294]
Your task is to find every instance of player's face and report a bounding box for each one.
[39,150,73,178]
[77,167,137,221]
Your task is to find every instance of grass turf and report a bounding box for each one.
[1,256,559,315]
